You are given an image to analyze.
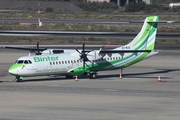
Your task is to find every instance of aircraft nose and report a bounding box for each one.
[8,69,16,76]
[8,64,19,76]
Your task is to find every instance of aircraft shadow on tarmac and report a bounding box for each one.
[11,68,180,82]
[98,69,180,79]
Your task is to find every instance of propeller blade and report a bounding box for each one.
[75,42,94,72]
[82,42,85,53]
[36,40,41,55]
[29,47,33,53]
[83,60,85,71]
[37,41,40,55]
[75,48,81,54]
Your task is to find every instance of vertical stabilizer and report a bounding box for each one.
[115,16,159,51]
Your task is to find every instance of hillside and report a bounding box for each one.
[0,0,85,13]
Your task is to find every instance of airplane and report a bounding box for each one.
[8,16,159,82]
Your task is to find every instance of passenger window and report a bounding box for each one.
[59,61,61,64]
[50,62,52,65]
[65,61,67,64]
[56,62,58,64]
[62,61,64,64]
[53,62,55,65]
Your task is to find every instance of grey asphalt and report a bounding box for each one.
[0,47,180,120]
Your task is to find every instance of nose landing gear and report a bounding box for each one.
[13,76,23,82]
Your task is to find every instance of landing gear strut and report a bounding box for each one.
[13,76,22,82]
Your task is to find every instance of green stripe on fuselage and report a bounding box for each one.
[9,64,25,71]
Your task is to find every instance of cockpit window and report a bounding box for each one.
[28,60,32,64]
[15,60,32,64]
[24,60,29,64]
[15,60,18,63]
[17,60,24,64]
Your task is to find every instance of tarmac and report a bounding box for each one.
[0,47,180,120]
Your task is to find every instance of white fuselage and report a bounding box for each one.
[9,50,158,77]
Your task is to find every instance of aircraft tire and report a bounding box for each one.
[89,73,97,79]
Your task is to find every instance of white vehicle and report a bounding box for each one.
[8,16,159,82]
[169,3,180,8]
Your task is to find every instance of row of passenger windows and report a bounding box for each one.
[15,56,122,65]
[15,60,32,64]
[50,60,82,65]
[50,57,121,65]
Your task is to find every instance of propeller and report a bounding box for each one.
[36,40,41,55]
[30,40,47,55]
[75,42,93,71]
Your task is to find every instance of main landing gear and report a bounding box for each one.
[13,76,23,82]
[89,72,97,79]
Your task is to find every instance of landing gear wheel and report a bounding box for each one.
[13,76,22,82]
[89,73,97,79]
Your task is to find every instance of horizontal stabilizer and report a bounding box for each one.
[147,21,175,23]
[93,20,175,24]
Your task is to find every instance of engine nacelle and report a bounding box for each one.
[87,50,103,61]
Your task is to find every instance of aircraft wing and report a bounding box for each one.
[4,46,47,51]
[99,49,152,53]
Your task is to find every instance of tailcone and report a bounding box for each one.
[144,50,159,59]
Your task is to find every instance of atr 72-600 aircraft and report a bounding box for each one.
[8,16,159,82]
